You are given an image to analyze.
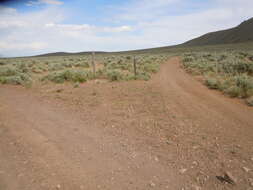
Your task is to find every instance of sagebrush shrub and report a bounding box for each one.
[246,97,253,106]
[106,70,123,81]
[182,51,253,105]
[224,86,241,97]
[0,66,18,76]
[42,69,93,83]
[235,75,253,98]
[205,78,220,89]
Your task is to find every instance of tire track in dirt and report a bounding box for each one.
[152,57,253,141]
[0,82,180,189]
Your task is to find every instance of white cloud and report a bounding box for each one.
[110,0,253,46]
[0,20,27,28]
[102,26,133,33]
[0,8,26,29]
[112,0,181,21]
[0,6,135,56]
[44,23,132,33]
[0,6,16,14]
[0,42,47,50]
[45,23,92,30]
[0,0,253,57]
[26,0,63,6]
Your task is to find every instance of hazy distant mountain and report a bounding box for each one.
[35,51,107,57]
[183,17,253,46]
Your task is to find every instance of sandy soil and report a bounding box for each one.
[0,57,253,190]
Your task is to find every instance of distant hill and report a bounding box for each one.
[183,17,253,46]
[35,51,107,57]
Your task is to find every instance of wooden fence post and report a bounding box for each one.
[92,52,96,77]
[215,52,218,74]
[133,56,137,79]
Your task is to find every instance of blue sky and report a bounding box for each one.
[0,0,253,57]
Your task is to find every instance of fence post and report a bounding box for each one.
[215,52,218,74]
[133,56,137,79]
[92,52,96,77]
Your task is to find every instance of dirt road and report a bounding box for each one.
[0,57,253,189]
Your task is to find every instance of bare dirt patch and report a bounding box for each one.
[0,57,253,189]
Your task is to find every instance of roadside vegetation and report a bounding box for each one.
[1,44,253,106]
[182,51,253,105]
[0,54,170,86]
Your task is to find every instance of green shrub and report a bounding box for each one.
[216,78,231,91]
[238,52,249,58]
[224,86,241,97]
[182,51,253,102]
[74,62,89,68]
[0,76,24,85]
[235,75,253,98]
[220,61,253,74]
[0,65,32,86]
[16,63,29,73]
[205,78,220,89]
[123,73,136,81]
[42,69,93,83]
[136,72,151,81]
[48,63,65,71]
[247,63,253,74]
[32,68,43,74]
[96,69,106,78]
[0,73,31,85]
[0,66,18,76]
[246,97,253,106]
[62,62,73,68]
[73,82,80,88]
[106,70,123,81]
[218,54,227,61]
[143,63,159,73]
[183,57,194,63]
